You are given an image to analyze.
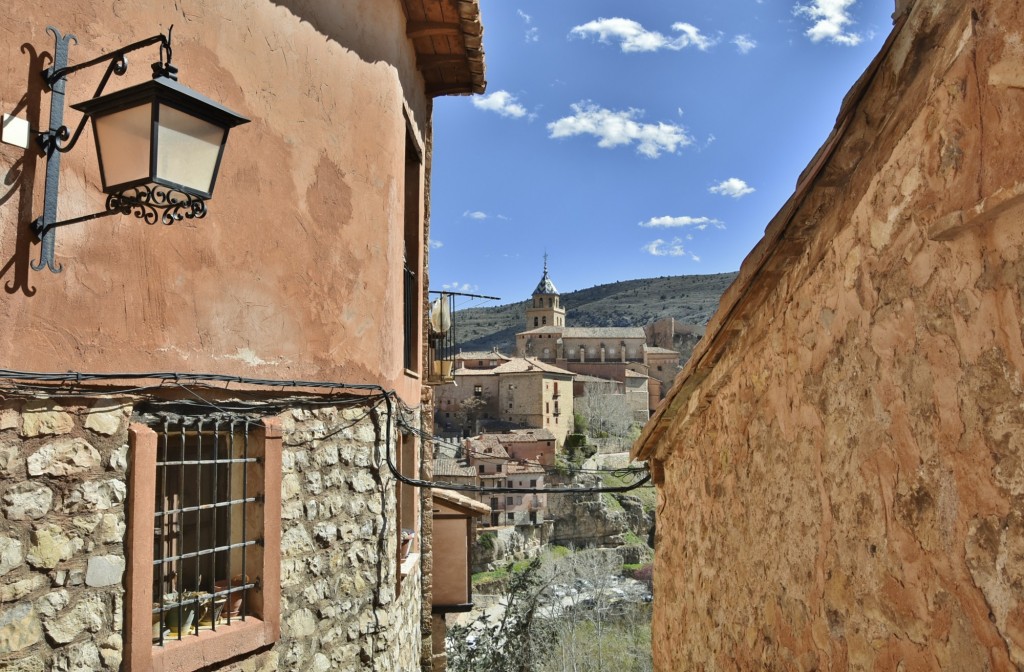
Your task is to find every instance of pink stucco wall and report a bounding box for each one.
[0,0,431,403]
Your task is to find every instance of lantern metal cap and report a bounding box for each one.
[71,76,249,129]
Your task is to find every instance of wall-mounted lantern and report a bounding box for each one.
[30,26,248,273]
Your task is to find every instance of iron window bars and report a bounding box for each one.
[152,417,260,646]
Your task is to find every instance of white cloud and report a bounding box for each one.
[794,0,863,46]
[547,102,693,158]
[732,34,757,54]
[709,177,755,198]
[639,215,724,230]
[472,90,528,118]
[429,239,443,249]
[570,18,717,53]
[643,238,700,260]
[463,210,488,220]
[443,281,477,292]
[518,9,539,42]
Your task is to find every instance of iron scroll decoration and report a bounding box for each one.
[30,26,247,273]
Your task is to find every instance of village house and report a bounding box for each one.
[464,434,548,528]
[433,357,575,445]
[0,1,486,671]
[634,1,1024,669]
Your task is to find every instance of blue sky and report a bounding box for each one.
[429,0,895,306]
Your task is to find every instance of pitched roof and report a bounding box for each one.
[433,489,491,515]
[490,357,575,376]
[499,428,556,442]
[563,327,647,339]
[466,435,510,460]
[456,350,511,361]
[434,457,477,478]
[644,346,681,355]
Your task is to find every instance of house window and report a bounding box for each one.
[127,418,281,672]
[530,480,536,487]
[542,316,547,325]
[396,432,420,592]
[478,465,485,474]
[534,317,539,327]
[402,117,424,374]
[473,385,482,397]
[496,464,502,473]
[506,497,514,505]
[490,497,498,508]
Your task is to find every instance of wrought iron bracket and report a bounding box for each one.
[31,26,175,273]
[31,187,207,239]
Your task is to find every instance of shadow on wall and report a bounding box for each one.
[0,41,51,297]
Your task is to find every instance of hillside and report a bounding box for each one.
[453,272,738,355]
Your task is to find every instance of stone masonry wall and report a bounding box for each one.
[0,398,131,672]
[652,3,1024,670]
[248,404,421,672]
[0,399,423,672]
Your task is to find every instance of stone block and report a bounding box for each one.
[0,408,19,431]
[0,444,20,477]
[0,603,43,653]
[100,633,122,670]
[0,575,47,602]
[286,608,317,637]
[26,524,80,569]
[0,535,23,575]
[62,479,127,513]
[3,483,54,520]
[44,593,106,644]
[51,640,101,671]
[84,400,127,436]
[20,401,74,437]
[86,555,125,587]
[107,443,128,472]
[27,438,101,477]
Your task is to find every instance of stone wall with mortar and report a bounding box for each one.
[0,397,130,671]
[0,399,424,671]
[647,2,1024,669]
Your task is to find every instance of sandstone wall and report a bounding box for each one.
[650,2,1024,669]
[0,399,422,671]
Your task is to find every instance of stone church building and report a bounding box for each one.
[634,1,1024,669]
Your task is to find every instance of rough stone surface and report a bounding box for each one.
[83,400,127,436]
[26,524,80,569]
[26,438,101,477]
[0,535,23,576]
[44,593,107,644]
[3,483,54,521]
[0,603,43,653]
[20,401,75,438]
[646,3,1024,670]
[85,555,125,587]
[0,575,47,602]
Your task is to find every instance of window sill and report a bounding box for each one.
[404,369,421,380]
[151,618,275,672]
[401,552,421,578]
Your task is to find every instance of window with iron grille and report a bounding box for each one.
[151,418,261,647]
[126,417,280,672]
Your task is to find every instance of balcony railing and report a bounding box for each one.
[426,289,500,386]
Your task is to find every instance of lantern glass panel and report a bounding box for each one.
[156,105,225,194]
[94,104,151,189]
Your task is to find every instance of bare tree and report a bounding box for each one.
[575,382,635,441]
